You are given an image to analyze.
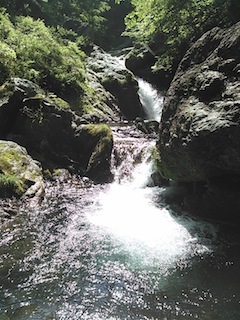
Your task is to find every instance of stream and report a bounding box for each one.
[0,80,240,320]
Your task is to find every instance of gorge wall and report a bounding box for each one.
[157,22,240,219]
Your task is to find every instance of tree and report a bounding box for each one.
[0,0,112,43]
[124,0,240,73]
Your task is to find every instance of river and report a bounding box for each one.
[0,80,240,320]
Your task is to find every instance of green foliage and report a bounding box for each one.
[1,0,112,44]
[0,12,86,102]
[125,0,240,73]
[0,41,16,84]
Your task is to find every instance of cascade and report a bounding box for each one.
[88,125,216,272]
[137,78,164,121]
[0,76,239,319]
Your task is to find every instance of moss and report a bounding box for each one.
[0,173,25,197]
[84,124,113,181]
[0,81,14,99]
[86,124,113,156]
[47,95,70,110]
[152,145,162,172]
[0,146,24,174]
[0,141,42,184]
[86,123,112,138]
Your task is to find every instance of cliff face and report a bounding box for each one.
[158,22,240,182]
[157,22,240,218]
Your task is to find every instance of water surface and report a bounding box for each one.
[0,129,240,320]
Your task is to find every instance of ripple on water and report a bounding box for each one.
[1,137,240,319]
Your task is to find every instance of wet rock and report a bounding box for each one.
[125,46,173,90]
[78,124,114,183]
[135,118,159,136]
[84,68,122,122]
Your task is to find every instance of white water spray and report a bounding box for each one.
[137,77,163,121]
[88,137,216,272]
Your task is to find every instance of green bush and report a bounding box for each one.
[0,12,87,102]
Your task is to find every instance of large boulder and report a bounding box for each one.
[0,78,113,182]
[158,22,240,183]
[87,46,145,120]
[0,140,44,198]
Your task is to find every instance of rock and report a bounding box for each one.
[0,78,45,137]
[74,123,113,182]
[0,78,113,182]
[157,22,240,182]
[0,140,44,198]
[125,46,173,90]
[84,67,122,122]
[135,118,159,136]
[87,46,145,120]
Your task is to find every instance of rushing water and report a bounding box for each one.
[0,124,240,320]
[137,78,163,122]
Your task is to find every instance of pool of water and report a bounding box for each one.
[0,130,240,320]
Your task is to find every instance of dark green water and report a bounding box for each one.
[0,134,240,320]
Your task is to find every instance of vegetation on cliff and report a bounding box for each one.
[1,0,238,93]
[124,0,240,84]
[0,11,86,103]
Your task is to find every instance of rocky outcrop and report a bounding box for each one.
[125,46,174,90]
[158,22,240,181]
[84,67,122,123]
[157,22,240,218]
[0,78,113,183]
[87,46,145,120]
[0,140,44,198]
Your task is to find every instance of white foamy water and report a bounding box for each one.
[88,141,216,272]
[137,77,163,121]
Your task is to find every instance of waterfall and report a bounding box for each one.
[88,126,216,272]
[137,77,163,121]
[1,124,236,320]
[1,61,238,320]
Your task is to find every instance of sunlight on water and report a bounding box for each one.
[88,184,213,271]
[88,155,214,272]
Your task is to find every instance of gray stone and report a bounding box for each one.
[157,22,240,182]
[87,46,145,120]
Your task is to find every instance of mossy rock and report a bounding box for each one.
[83,124,113,182]
[0,140,44,197]
[0,173,24,197]
[87,46,144,120]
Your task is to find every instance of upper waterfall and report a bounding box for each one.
[137,77,163,122]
